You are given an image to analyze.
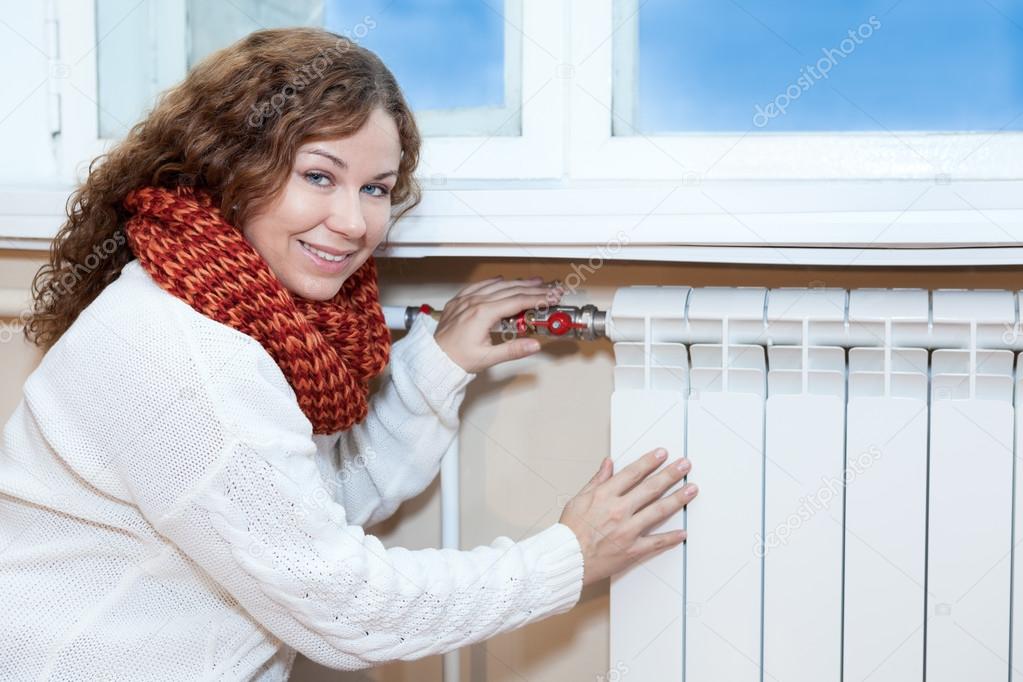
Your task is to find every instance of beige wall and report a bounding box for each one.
[0,251,46,418]
[3,249,1023,680]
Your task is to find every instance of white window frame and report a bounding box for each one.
[576,0,1023,182]
[3,0,1022,265]
[385,0,1023,265]
[417,0,564,180]
[412,0,525,139]
[55,0,555,183]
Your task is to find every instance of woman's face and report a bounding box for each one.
[241,107,402,300]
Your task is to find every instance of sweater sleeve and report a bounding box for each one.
[320,312,475,528]
[130,314,584,670]
[156,435,584,669]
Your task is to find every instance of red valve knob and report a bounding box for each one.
[546,311,573,336]
[515,312,529,334]
[419,304,433,315]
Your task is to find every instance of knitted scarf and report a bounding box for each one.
[122,184,391,435]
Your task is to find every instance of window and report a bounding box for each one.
[4,0,1022,262]
[615,0,1023,134]
[63,0,549,182]
[572,0,1023,181]
[323,0,522,137]
[94,0,522,140]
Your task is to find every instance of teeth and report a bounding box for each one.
[300,241,348,263]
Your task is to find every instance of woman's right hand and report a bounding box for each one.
[558,448,697,587]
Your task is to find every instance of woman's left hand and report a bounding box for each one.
[432,276,565,373]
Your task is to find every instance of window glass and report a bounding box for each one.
[620,0,1023,133]
[96,0,518,139]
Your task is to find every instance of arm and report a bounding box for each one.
[159,433,583,670]
[320,313,474,528]
[326,276,569,527]
[115,327,583,670]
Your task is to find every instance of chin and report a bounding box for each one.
[285,274,348,301]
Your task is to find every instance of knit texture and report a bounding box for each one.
[0,259,585,678]
[123,184,390,434]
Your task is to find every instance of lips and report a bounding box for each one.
[297,241,354,273]
[298,240,354,257]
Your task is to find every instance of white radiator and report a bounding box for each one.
[607,286,1022,682]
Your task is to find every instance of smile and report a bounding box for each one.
[298,240,350,263]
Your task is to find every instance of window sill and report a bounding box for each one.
[4,179,1022,266]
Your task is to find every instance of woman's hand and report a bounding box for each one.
[559,448,697,587]
[433,275,564,373]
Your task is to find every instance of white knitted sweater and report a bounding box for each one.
[0,259,584,680]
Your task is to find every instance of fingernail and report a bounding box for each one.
[685,483,699,495]
[675,458,689,472]
[525,339,541,352]
[654,448,667,460]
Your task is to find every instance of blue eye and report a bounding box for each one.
[304,171,331,187]
[362,184,390,198]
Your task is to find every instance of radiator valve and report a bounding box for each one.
[404,304,607,341]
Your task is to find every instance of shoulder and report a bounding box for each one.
[89,259,263,356]
[45,259,270,381]
[25,260,308,447]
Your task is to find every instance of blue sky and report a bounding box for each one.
[325,0,505,110]
[325,0,1023,133]
[638,0,1023,133]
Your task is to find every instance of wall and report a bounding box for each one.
[4,248,1023,680]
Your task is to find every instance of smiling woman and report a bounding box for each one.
[25,27,423,353]
[241,113,402,301]
[0,25,613,681]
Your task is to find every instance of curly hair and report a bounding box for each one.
[24,27,422,352]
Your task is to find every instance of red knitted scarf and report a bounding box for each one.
[122,184,391,435]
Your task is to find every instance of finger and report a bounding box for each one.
[455,276,504,298]
[479,292,568,321]
[447,284,554,318]
[486,285,565,306]
[468,282,556,304]
[627,483,698,536]
[468,276,548,296]
[484,337,543,367]
[580,457,612,494]
[458,276,543,300]
[623,457,690,512]
[603,448,669,497]
[630,530,687,559]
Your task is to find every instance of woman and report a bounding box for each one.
[2,27,698,679]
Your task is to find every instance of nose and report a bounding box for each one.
[324,190,368,241]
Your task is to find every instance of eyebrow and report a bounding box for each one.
[304,148,398,181]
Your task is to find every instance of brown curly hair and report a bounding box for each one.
[24,27,422,352]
